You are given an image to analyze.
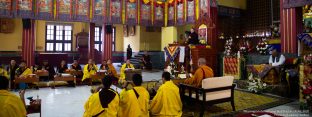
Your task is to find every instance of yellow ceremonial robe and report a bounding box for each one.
[82,64,98,81]
[120,64,135,80]
[0,68,9,79]
[0,90,27,117]
[119,87,150,117]
[184,65,214,87]
[84,89,119,117]
[17,68,33,78]
[150,80,182,117]
[108,64,118,78]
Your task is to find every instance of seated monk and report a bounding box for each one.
[0,76,27,117]
[15,61,33,78]
[38,60,55,81]
[150,72,182,116]
[83,76,119,117]
[184,58,214,87]
[120,59,135,81]
[57,60,68,73]
[141,51,152,70]
[0,66,9,79]
[82,59,98,82]
[107,59,117,78]
[71,60,82,71]
[119,74,150,117]
[100,60,108,71]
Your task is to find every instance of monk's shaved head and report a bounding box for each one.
[198,58,206,65]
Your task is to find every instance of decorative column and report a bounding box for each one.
[280,0,302,54]
[88,23,95,59]
[21,19,35,67]
[102,25,113,61]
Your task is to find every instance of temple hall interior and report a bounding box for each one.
[0,0,312,117]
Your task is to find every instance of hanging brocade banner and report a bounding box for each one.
[36,0,53,20]
[164,46,180,62]
[186,0,195,23]
[167,0,175,26]
[74,0,90,22]
[110,0,122,24]
[199,0,217,19]
[56,0,73,21]
[15,0,34,18]
[140,0,152,26]
[153,2,164,27]
[92,0,106,23]
[0,0,13,18]
[176,0,184,25]
[126,0,137,25]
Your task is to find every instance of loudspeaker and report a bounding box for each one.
[22,19,31,29]
[105,25,112,34]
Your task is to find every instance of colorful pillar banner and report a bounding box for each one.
[153,1,165,27]
[92,0,106,23]
[140,0,152,26]
[110,0,122,24]
[74,0,90,22]
[167,0,176,26]
[36,0,54,20]
[125,0,138,25]
[186,0,195,23]
[15,0,35,18]
[56,0,74,21]
[176,0,184,25]
[0,0,13,18]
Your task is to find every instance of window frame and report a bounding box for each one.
[94,26,116,52]
[45,23,73,52]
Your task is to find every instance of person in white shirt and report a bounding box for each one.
[269,49,285,67]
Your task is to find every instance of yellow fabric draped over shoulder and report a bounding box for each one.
[82,64,98,81]
[83,89,119,117]
[184,65,214,87]
[108,64,118,78]
[19,68,33,78]
[118,87,150,117]
[0,68,9,79]
[119,64,135,80]
[0,90,27,117]
[150,81,182,117]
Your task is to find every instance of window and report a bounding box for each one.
[45,24,72,52]
[94,26,116,52]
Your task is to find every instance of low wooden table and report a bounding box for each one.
[52,74,76,88]
[125,69,142,81]
[88,72,106,85]
[27,99,41,117]
[172,78,186,85]
[14,75,40,89]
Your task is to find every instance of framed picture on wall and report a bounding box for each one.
[124,25,128,37]
[129,26,135,36]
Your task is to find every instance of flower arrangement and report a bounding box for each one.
[304,54,312,65]
[301,78,312,111]
[224,38,233,56]
[256,38,269,55]
[247,73,268,93]
[238,40,250,55]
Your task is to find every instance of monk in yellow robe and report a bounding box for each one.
[15,61,33,78]
[120,59,135,81]
[119,74,150,117]
[150,72,183,117]
[0,66,9,79]
[0,76,27,117]
[184,58,214,87]
[82,59,98,81]
[107,59,118,78]
[84,76,119,117]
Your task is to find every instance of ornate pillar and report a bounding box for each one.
[102,25,113,61]
[88,23,95,59]
[280,0,302,53]
[21,19,35,67]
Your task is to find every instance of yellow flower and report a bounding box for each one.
[143,0,150,4]
[129,0,136,3]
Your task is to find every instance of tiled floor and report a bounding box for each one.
[10,71,309,117]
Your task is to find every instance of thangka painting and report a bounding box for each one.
[92,0,106,23]
[110,0,122,24]
[186,0,195,23]
[176,0,184,25]
[167,0,175,26]
[199,0,217,18]
[36,0,53,20]
[154,2,164,27]
[126,0,137,25]
[0,0,13,17]
[74,0,90,22]
[140,0,151,26]
[16,0,34,18]
[57,0,73,21]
